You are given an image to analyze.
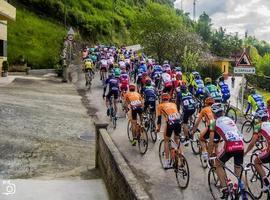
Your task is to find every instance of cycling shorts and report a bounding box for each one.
[101,65,108,72]
[182,109,195,124]
[106,90,119,100]
[144,100,156,112]
[258,150,270,163]
[201,128,221,143]
[166,121,181,138]
[131,107,143,120]
[218,150,244,167]
[120,85,128,92]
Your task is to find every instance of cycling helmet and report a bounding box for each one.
[140,60,145,64]
[163,60,169,64]
[211,103,224,115]
[195,74,201,80]
[121,69,126,74]
[180,84,187,92]
[255,109,269,121]
[109,73,115,79]
[250,87,256,94]
[205,97,215,106]
[146,79,152,86]
[267,98,270,107]
[161,93,170,101]
[219,76,225,82]
[205,77,212,84]
[129,84,136,92]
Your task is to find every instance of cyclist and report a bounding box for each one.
[245,88,266,115]
[100,56,108,80]
[124,84,144,146]
[103,73,120,117]
[176,84,196,146]
[244,109,270,192]
[119,70,130,100]
[208,103,244,199]
[114,66,121,80]
[193,75,205,98]
[156,93,181,169]
[218,76,230,103]
[162,60,171,72]
[151,64,163,88]
[188,71,200,92]
[192,97,216,160]
[204,77,222,103]
[143,80,157,113]
[162,69,173,94]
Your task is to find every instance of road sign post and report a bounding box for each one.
[234,49,255,114]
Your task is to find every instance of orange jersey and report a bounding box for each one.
[198,106,214,126]
[124,92,143,107]
[157,102,180,122]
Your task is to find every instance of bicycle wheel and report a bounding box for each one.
[199,150,208,169]
[241,121,254,143]
[149,116,157,143]
[159,139,166,168]
[127,120,133,142]
[138,127,148,155]
[208,167,222,199]
[190,130,200,155]
[245,163,263,199]
[175,154,190,189]
[236,190,255,200]
[226,107,237,123]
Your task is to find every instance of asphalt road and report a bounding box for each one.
[86,74,263,200]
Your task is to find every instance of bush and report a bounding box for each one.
[2,61,9,72]
[197,63,222,81]
[246,75,270,92]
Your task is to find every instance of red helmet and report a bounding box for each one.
[161,93,170,101]
[205,97,215,106]
[176,73,182,79]
[129,84,136,91]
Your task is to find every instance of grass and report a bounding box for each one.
[257,88,270,101]
[7,6,66,69]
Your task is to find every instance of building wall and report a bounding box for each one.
[0,20,7,73]
[215,61,229,77]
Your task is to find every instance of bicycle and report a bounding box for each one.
[108,96,117,129]
[127,117,148,155]
[158,136,190,189]
[241,114,256,143]
[208,162,255,199]
[85,69,94,90]
[143,105,157,143]
[245,148,270,200]
[224,100,238,123]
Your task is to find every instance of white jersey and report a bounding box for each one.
[215,116,242,142]
[119,61,126,68]
[101,59,108,66]
[162,73,172,83]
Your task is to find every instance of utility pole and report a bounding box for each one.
[181,0,184,10]
[193,0,197,21]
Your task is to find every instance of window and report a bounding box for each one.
[0,40,7,57]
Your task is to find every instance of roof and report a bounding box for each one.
[0,0,16,21]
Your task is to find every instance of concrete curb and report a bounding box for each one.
[95,122,150,200]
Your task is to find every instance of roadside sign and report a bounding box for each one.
[234,67,256,74]
[236,50,252,66]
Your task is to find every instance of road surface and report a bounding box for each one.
[85,73,261,200]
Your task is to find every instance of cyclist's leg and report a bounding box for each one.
[164,123,172,160]
[131,109,138,139]
[105,92,111,110]
[216,150,231,188]
[199,127,209,153]
[233,151,244,185]
[113,91,119,115]
[173,122,182,155]
[256,152,270,188]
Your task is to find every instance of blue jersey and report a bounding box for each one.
[252,94,265,110]
[139,64,147,73]
[143,86,156,102]
[177,91,196,111]
[219,81,230,95]
[105,78,119,91]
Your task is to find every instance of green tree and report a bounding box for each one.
[182,46,199,72]
[196,12,212,43]
[257,53,270,76]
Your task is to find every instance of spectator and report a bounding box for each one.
[231,75,235,88]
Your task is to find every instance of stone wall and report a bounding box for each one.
[95,123,150,200]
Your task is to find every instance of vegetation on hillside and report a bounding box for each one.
[8,6,66,69]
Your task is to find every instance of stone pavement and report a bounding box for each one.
[0,179,108,200]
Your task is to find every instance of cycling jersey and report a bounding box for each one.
[162,64,171,71]
[144,86,156,102]
[105,77,119,92]
[218,81,230,102]
[198,107,214,126]
[248,94,266,111]
[205,84,222,102]
[194,79,205,95]
[177,91,196,111]
[120,74,130,91]
[119,61,126,69]
[85,61,93,70]
[210,116,244,152]
[124,92,143,109]
[162,73,172,85]
[157,102,180,123]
